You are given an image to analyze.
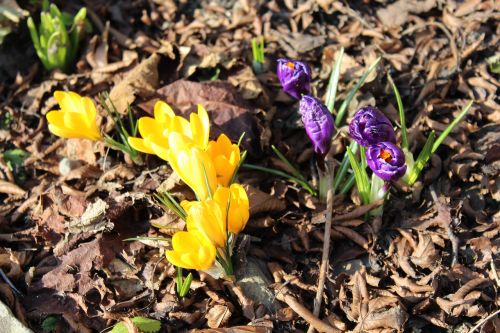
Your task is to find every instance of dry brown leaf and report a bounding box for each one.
[206,304,232,328]
[244,184,286,215]
[109,53,160,114]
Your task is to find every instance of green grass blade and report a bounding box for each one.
[407,131,435,185]
[387,72,408,150]
[271,145,307,182]
[339,173,355,195]
[242,163,317,196]
[325,47,344,113]
[432,100,473,154]
[336,57,381,127]
[180,273,193,297]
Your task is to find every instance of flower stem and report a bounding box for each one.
[318,159,334,202]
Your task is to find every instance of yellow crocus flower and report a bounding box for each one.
[166,132,217,201]
[181,184,249,246]
[213,184,249,234]
[46,91,102,141]
[165,230,216,270]
[207,134,241,187]
[128,101,210,161]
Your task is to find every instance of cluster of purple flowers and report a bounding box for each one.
[349,107,406,182]
[276,58,406,183]
[276,59,334,158]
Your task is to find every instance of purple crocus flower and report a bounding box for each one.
[299,95,334,157]
[366,142,407,182]
[276,59,311,99]
[349,106,396,146]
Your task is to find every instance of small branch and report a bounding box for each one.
[275,286,340,333]
[469,308,500,333]
[307,189,333,333]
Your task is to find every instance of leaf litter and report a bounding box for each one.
[0,0,498,332]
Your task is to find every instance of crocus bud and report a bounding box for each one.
[299,95,335,157]
[366,142,407,182]
[349,106,396,146]
[276,59,311,99]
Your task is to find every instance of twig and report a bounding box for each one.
[468,308,500,333]
[275,286,340,333]
[307,189,334,333]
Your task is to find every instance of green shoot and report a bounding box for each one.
[325,47,344,113]
[98,92,141,163]
[176,267,193,298]
[27,3,88,71]
[242,163,317,196]
[335,57,381,126]
[346,147,370,204]
[251,36,265,73]
[387,73,408,150]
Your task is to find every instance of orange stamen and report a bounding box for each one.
[379,149,392,162]
[286,62,295,70]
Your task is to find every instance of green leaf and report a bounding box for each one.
[346,147,370,204]
[27,16,49,68]
[336,57,381,126]
[432,100,473,154]
[3,149,29,171]
[406,131,435,185]
[41,315,59,332]
[333,141,358,193]
[325,47,344,113]
[176,266,183,295]
[111,317,161,333]
[387,72,408,150]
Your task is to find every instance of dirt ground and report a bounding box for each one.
[0,0,498,332]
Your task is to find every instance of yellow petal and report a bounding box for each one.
[167,133,216,200]
[198,104,210,146]
[166,231,215,270]
[154,100,175,123]
[128,137,155,154]
[47,110,96,140]
[190,105,210,149]
[54,91,85,114]
[186,201,226,248]
[138,117,165,138]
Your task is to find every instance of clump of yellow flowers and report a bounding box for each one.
[46,91,249,277]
